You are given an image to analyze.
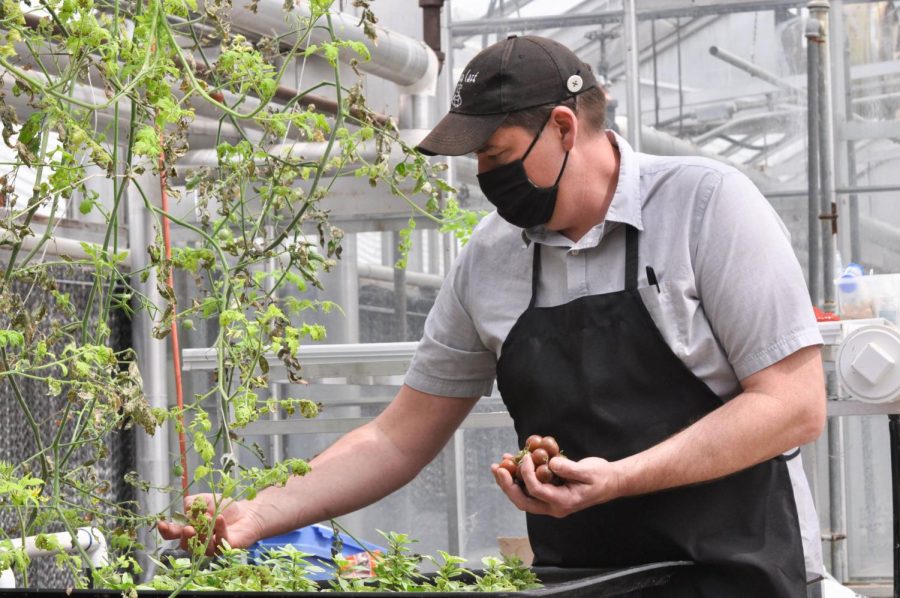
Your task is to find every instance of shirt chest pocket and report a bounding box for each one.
[638,278,701,360]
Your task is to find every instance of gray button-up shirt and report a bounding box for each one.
[405,131,824,576]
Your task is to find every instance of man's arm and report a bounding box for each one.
[252,385,478,535]
[493,345,826,517]
[159,385,478,550]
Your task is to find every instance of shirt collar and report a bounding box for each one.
[523,130,643,249]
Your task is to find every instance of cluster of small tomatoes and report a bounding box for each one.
[497,434,564,486]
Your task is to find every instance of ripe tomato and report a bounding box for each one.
[499,458,519,479]
[538,436,559,457]
[525,435,543,452]
[535,464,555,484]
[531,448,550,467]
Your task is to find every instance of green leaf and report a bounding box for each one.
[0,329,24,348]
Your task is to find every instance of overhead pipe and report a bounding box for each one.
[127,171,172,581]
[709,45,801,93]
[615,117,777,192]
[419,0,445,72]
[18,13,391,128]
[197,0,439,93]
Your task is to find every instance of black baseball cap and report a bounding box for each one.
[416,35,598,157]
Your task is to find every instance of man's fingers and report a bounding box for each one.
[157,520,182,540]
[548,456,589,483]
[492,457,551,515]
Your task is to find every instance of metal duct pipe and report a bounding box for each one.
[127,171,171,581]
[197,0,439,92]
[809,4,847,587]
[0,70,267,147]
[709,45,800,93]
[811,1,837,314]
[615,116,776,192]
[16,13,390,128]
[806,18,822,305]
[622,0,642,152]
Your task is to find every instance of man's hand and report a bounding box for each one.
[490,346,826,517]
[490,453,623,518]
[157,386,478,556]
[157,494,265,556]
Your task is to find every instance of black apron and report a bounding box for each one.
[495,225,807,597]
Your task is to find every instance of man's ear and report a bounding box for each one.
[551,105,577,152]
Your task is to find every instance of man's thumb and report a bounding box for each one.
[548,455,587,482]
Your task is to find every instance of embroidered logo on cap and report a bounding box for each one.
[451,69,480,109]
[451,79,463,108]
[567,74,583,93]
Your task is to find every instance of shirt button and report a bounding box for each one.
[571,249,580,256]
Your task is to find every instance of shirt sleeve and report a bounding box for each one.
[404,244,498,399]
[693,170,823,381]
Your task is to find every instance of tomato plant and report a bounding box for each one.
[0,0,487,591]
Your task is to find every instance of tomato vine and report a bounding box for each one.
[0,0,485,591]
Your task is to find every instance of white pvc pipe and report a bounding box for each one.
[0,527,109,588]
[4,231,133,269]
[0,569,13,588]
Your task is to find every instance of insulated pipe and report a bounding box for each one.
[127,171,172,581]
[264,224,284,464]
[709,45,800,92]
[0,528,109,588]
[0,69,264,147]
[19,13,391,127]
[197,0,439,92]
[622,0,642,152]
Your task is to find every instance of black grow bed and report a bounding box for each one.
[0,562,694,597]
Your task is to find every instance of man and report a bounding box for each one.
[160,35,826,596]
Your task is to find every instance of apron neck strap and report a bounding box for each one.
[528,224,640,308]
[624,224,638,291]
[529,241,543,310]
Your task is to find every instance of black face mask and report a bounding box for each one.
[477,116,570,229]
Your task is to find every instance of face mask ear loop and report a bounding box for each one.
[521,109,556,161]
[553,151,570,186]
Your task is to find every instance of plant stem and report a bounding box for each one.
[0,349,50,483]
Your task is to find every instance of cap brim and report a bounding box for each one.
[416,111,509,156]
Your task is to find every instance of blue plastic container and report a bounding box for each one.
[247,524,384,580]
